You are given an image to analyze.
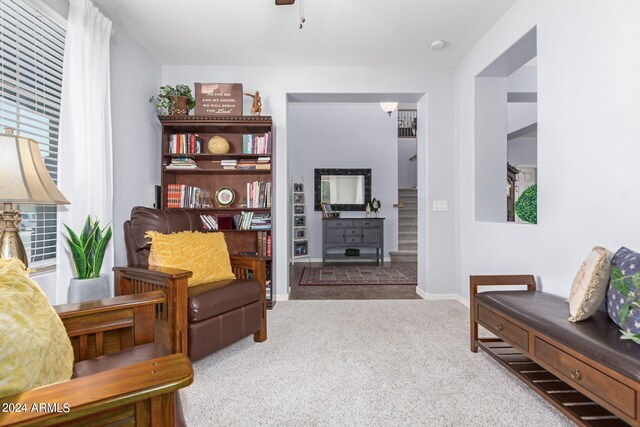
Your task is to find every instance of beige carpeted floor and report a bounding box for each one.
[181,300,571,426]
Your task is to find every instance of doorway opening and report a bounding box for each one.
[285,93,425,300]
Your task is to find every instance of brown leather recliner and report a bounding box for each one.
[114,206,267,361]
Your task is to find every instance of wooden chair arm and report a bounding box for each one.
[113,267,189,356]
[229,255,268,342]
[0,354,193,427]
[469,275,536,353]
[55,291,165,318]
[55,291,166,363]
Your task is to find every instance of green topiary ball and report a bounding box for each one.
[515,184,537,224]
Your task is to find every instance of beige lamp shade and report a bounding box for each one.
[0,130,69,205]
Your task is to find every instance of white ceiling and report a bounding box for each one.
[94,0,516,67]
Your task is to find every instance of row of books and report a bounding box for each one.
[166,184,204,208]
[257,230,272,257]
[168,134,203,154]
[165,157,198,170]
[237,212,271,230]
[200,214,218,230]
[242,133,271,154]
[246,181,272,208]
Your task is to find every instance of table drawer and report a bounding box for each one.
[534,337,636,418]
[346,236,362,244]
[356,220,381,228]
[345,228,361,235]
[477,305,529,351]
[325,220,353,228]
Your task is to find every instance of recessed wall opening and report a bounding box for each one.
[474,27,538,224]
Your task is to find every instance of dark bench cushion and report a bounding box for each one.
[476,290,640,382]
[187,279,261,322]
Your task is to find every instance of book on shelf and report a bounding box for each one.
[256,230,272,257]
[165,157,199,170]
[220,159,238,170]
[200,214,218,230]
[246,181,271,208]
[166,184,205,208]
[234,212,272,231]
[242,133,271,154]
[168,134,203,154]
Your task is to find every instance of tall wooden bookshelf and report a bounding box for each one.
[158,115,274,308]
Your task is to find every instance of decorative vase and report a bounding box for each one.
[68,274,111,303]
[366,203,372,218]
[167,95,189,116]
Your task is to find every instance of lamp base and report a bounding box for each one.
[1,206,28,268]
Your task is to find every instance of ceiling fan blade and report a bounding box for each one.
[275,0,295,5]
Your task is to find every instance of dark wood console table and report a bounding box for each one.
[322,218,384,265]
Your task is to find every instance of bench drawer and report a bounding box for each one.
[534,337,636,418]
[477,305,529,351]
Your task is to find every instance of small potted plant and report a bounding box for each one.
[149,84,195,116]
[65,216,113,303]
[370,198,381,217]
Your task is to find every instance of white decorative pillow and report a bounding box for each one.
[568,246,612,322]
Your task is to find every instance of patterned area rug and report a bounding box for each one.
[299,265,417,286]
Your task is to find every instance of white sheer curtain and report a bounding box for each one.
[56,0,113,304]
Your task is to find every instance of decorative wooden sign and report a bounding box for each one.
[194,83,243,116]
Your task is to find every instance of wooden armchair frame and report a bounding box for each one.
[0,292,193,426]
[114,255,268,356]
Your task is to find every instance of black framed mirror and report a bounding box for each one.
[314,168,371,211]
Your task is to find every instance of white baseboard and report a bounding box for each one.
[415,291,469,307]
[274,286,291,302]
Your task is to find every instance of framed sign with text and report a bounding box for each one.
[194,83,243,116]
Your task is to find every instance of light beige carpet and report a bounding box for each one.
[181,300,571,426]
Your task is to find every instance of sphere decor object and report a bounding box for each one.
[515,184,537,224]
[208,135,230,154]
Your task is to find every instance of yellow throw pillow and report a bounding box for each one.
[0,258,74,398]
[146,231,236,286]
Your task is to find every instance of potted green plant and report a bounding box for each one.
[149,84,195,116]
[515,184,537,224]
[65,216,113,303]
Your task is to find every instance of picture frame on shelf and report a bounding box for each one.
[294,205,305,214]
[294,215,306,227]
[294,241,308,256]
[295,228,306,239]
[294,183,304,192]
[294,193,305,204]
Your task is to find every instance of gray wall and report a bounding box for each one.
[288,103,398,261]
[507,137,537,165]
[398,138,417,189]
[109,23,162,266]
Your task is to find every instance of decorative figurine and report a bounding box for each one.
[243,91,262,116]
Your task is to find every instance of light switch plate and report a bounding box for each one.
[432,200,448,211]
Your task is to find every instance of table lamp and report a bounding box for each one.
[0,128,69,267]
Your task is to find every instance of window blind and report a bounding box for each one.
[0,0,65,265]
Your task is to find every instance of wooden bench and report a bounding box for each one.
[470,275,640,427]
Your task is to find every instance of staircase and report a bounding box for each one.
[390,188,417,263]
